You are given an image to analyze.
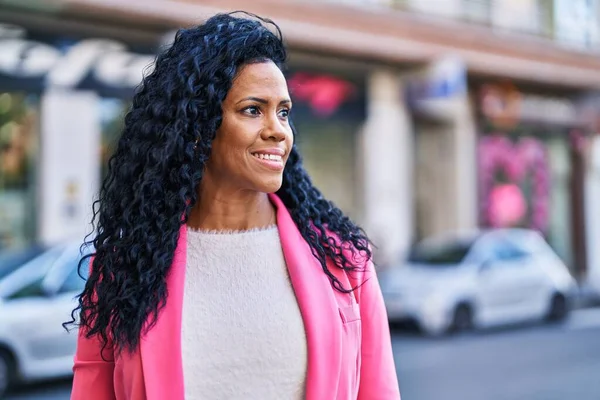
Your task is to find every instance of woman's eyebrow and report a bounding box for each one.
[236,96,268,105]
[236,96,292,105]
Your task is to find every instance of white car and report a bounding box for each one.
[0,245,48,282]
[0,242,91,396]
[380,229,577,336]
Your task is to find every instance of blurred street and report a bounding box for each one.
[6,307,600,400]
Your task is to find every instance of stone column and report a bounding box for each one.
[360,68,413,267]
[453,95,478,232]
[39,89,100,245]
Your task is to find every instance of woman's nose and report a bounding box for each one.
[262,113,288,142]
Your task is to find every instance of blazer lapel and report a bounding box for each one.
[139,224,187,400]
[269,193,342,400]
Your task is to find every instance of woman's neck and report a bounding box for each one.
[187,187,276,232]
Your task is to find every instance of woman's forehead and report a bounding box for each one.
[230,62,289,96]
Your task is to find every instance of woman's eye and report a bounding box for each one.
[243,106,260,116]
[278,108,290,118]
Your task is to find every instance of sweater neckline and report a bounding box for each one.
[186,224,278,236]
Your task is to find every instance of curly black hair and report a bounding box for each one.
[66,11,372,355]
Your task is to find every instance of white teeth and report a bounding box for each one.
[253,153,282,161]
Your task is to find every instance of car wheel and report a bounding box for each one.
[451,303,474,332]
[547,293,569,322]
[0,348,15,397]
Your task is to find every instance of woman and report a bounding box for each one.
[68,11,400,400]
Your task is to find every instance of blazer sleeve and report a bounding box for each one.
[356,260,402,400]
[71,257,116,400]
[71,327,116,400]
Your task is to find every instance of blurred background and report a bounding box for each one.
[1,0,600,399]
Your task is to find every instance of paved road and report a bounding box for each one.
[7,308,600,400]
[394,308,600,400]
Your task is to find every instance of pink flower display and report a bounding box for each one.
[488,183,527,227]
[478,135,550,232]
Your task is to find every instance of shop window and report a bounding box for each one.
[287,69,366,221]
[477,132,575,270]
[99,98,128,181]
[295,120,360,220]
[0,92,39,251]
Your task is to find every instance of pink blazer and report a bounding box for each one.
[71,194,401,400]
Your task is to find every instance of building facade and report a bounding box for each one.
[1,0,600,273]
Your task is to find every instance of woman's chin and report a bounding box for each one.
[253,177,283,194]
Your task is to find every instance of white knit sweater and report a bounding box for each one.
[181,226,307,400]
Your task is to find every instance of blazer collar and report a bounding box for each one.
[139,193,341,400]
[270,193,342,399]
[140,224,187,400]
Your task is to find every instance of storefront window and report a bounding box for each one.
[287,69,366,220]
[99,98,128,180]
[0,93,39,250]
[475,83,584,272]
[295,120,360,219]
[478,131,577,270]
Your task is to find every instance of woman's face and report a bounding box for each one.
[204,61,294,194]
